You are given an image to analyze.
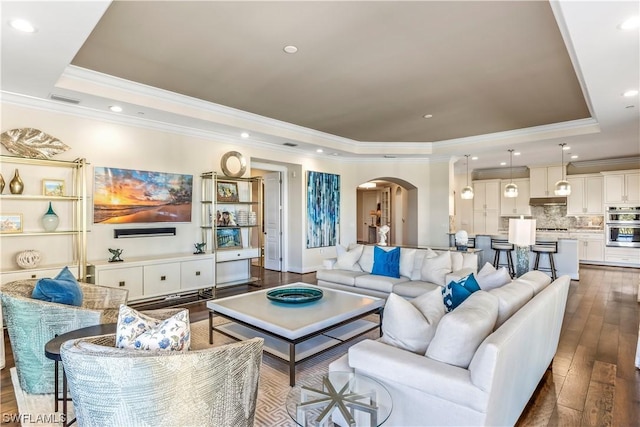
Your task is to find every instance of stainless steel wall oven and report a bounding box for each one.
[606,207,640,247]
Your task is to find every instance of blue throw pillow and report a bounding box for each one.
[32,266,83,306]
[442,273,480,312]
[371,246,401,278]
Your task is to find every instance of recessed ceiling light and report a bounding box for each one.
[423,114,433,119]
[240,132,250,139]
[109,105,123,113]
[316,148,323,153]
[471,156,478,160]
[283,45,298,54]
[623,89,639,97]
[500,162,507,166]
[9,19,35,33]
[571,155,579,159]
[620,16,640,30]
[562,145,570,150]
[514,152,521,156]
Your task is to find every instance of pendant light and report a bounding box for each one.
[554,143,571,196]
[461,154,474,200]
[504,149,518,198]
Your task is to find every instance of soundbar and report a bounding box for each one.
[114,227,177,238]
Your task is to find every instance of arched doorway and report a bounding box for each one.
[356,177,418,246]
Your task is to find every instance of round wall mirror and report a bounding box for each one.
[220,151,247,177]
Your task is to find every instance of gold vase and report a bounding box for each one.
[0,173,4,193]
[9,169,23,194]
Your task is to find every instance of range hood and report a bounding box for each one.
[529,197,567,206]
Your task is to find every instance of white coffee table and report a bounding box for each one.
[207,283,384,386]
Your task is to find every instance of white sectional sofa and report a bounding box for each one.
[316,245,478,299]
[329,271,571,426]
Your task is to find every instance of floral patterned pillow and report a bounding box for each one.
[116,305,191,351]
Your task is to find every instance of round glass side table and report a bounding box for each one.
[286,371,392,427]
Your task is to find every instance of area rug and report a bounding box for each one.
[12,316,380,426]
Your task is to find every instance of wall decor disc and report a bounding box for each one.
[220,151,247,177]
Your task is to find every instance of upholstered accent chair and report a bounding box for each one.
[60,335,264,427]
[0,279,129,394]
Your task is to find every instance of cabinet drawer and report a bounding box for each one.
[144,263,181,296]
[96,267,143,299]
[216,247,260,262]
[181,259,213,290]
[605,247,640,265]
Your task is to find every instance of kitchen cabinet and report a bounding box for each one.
[473,179,500,234]
[0,155,88,281]
[567,174,603,215]
[572,233,604,263]
[529,166,564,197]
[605,247,640,266]
[88,253,214,302]
[500,178,531,216]
[602,170,640,204]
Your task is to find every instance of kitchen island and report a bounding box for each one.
[473,233,580,280]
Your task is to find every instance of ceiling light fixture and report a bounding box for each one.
[240,132,250,139]
[504,149,518,198]
[571,155,579,159]
[109,105,123,113]
[283,45,298,54]
[461,155,474,200]
[620,16,640,30]
[9,19,35,33]
[423,114,433,119]
[471,156,478,160]
[554,143,571,196]
[358,182,376,189]
[623,89,639,97]
[316,148,323,153]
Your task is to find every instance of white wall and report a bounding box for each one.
[1,102,452,274]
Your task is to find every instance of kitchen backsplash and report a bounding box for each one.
[499,205,604,230]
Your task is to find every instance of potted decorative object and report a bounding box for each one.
[16,250,41,269]
[9,169,23,194]
[41,202,59,231]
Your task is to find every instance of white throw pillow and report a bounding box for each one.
[380,290,445,354]
[420,251,452,286]
[399,248,416,278]
[476,262,512,290]
[450,252,464,272]
[358,245,375,273]
[335,244,364,271]
[116,305,191,351]
[411,250,429,280]
[426,291,498,368]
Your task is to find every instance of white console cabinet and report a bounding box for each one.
[88,253,214,302]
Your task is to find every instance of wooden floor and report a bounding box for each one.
[1,265,638,426]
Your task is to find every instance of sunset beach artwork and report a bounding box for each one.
[94,167,193,224]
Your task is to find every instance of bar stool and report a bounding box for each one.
[491,238,515,277]
[531,241,558,280]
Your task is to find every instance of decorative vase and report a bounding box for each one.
[42,202,59,231]
[9,168,23,194]
[16,250,41,269]
[0,173,4,193]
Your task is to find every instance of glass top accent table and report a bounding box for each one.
[286,371,392,427]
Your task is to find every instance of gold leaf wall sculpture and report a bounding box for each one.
[0,128,70,159]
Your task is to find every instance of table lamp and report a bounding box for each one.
[508,217,536,277]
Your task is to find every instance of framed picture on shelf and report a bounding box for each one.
[216,227,242,249]
[0,214,23,233]
[217,181,239,203]
[42,179,65,196]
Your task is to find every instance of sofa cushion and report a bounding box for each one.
[371,246,401,278]
[380,290,445,354]
[426,290,499,368]
[442,273,481,312]
[489,280,534,328]
[358,245,375,273]
[410,249,429,280]
[335,244,364,271]
[517,270,553,295]
[399,248,416,278]
[355,274,409,293]
[476,262,512,290]
[420,251,452,286]
[450,251,464,272]
[316,269,366,286]
[392,281,442,298]
[31,266,83,306]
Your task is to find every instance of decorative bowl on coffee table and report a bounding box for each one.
[266,287,323,304]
